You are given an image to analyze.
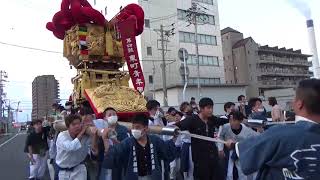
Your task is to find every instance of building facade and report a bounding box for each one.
[88,0,247,109]
[140,0,225,102]
[32,75,59,120]
[221,27,312,98]
[154,84,246,115]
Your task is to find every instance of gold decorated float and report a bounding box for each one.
[47,1,147,118]
[65,23,147,115]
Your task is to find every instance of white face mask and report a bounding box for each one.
[131,129,142,139]
[65,105,72,110]
[257,108,264,112]
[152,110,162,119]
[107,116,118,125]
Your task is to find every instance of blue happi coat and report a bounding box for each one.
[102,134,177,180]
[238,120,320,180]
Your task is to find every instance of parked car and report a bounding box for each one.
[20,125,27,131]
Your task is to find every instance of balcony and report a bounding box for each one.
[259,68,312,77]
[258,80,298,88]
[259,56,311,67]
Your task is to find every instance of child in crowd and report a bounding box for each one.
[218,111,258,180]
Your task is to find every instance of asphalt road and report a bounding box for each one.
[0,131,50,180]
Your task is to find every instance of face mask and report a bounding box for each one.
[65,105,71,110]
[131,129,142,139]
[257,108,264,112]
[108,130,118,139]
[153,110,163,119]
[107,116,118,125]
[93,119,108,129]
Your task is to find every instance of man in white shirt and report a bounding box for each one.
[220,102,236,119]
[218,111,258,180]
[146,100,165,126]
[55,114,98,180]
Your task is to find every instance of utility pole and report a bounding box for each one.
[0,71,8,134]
[7,103,10,133]
[194,13,201,100]
[154,24,175,106]
[15,101,20,122]
[160,24,168,106]
[0,71,8,121]
[191,2,201,100]
[152,60,156,100]
[187,2,209,100]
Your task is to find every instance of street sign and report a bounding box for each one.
[179,64,190,77]
[178,48,189,61]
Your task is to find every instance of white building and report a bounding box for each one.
[89,0,246,113]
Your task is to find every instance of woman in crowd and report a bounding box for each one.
[268,97,285,122]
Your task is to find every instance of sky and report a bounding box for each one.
[0,0,319,122]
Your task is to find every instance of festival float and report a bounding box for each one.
[46,0,229,142]
[46,0,147,119]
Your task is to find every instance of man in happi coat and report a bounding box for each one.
[102,113,177,180]
[226,79,320,180]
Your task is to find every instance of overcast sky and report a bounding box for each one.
[0,0,319,122]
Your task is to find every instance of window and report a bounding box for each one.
[194,0,214,5]
[200,34,206,44]
[184,32,191,42]
[149,75,153,84]
[144,19,150,28]
[205,35,212,44]
[188,77,221,85]
[179,31,217,45]
[190,34,195,42]
[187,55,219,66]
[177,9,215,25]
[147,47,152,55]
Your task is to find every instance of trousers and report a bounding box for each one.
[29,153,48,179]
[58,164,87,180]
[226,151,257,180]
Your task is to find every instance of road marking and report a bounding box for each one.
[0,133,19,148]
[0,133,13,136]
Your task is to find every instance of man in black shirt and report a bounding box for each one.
[176,97,228,180]
[25,119,50,180]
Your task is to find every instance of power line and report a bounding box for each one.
[149,13,177,21]
[0,41,62,54]
[150,13,178,23]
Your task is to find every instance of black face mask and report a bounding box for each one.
[185,111,193,116]
[231,124,242,135]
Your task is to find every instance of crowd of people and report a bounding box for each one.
[24,79,320,180]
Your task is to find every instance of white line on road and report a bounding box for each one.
[0,133,20,148]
